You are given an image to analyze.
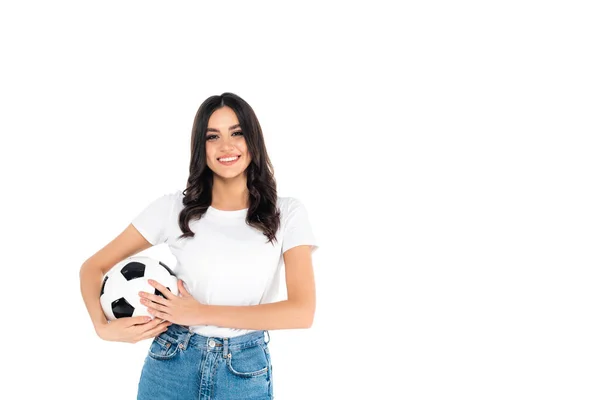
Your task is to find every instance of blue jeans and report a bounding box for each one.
[137,324,273,400]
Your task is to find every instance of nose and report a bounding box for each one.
[219,135,235,150]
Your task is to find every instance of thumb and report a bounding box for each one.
[178,279,191,297]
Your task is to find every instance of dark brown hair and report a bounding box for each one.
[176,92,280,244]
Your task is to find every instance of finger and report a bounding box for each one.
[136,317,170,334]
[147,307,169,320]
[139,289,170,305]
[145,301,168,314]
[137,321,171,342]
[149,316,167,327]
[139,291,169,307]
[178,279,191,297]
[159,320,172,329]
[148,279,176,300]
[147,319,172,332]
[127,316,152,327]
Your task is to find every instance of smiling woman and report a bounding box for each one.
[79,92,319,400]
[204,113,252,181]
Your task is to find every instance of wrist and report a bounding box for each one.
[196,303,209,325]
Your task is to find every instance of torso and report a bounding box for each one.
[164,190,288,338]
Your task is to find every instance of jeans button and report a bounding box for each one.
[208,340,216,348]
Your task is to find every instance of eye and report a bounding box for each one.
[206,131,243,141]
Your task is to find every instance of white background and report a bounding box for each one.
[1,1,599,399]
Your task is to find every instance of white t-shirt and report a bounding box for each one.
[131,189,319,338]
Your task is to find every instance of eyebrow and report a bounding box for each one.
[206,124,241,133]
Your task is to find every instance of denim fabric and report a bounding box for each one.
[137,324,273,400]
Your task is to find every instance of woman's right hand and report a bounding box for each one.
[95,316,172,343]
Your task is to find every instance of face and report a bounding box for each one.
[205,106,251,180]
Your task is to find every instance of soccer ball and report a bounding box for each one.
[100,256,178,320]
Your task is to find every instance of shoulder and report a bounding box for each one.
[149,189,183,199]
[172,189,184,202]
[277,196,308,219]
[277,196,297,211]
[143,189,184,212]
[165,189,184,205]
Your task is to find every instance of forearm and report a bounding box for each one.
[79,263,109,332]
[198,299,314,330]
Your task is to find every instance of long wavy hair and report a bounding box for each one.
[176,92,281,245]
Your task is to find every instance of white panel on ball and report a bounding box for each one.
[100,256,179,320]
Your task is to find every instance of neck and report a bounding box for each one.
[211,174,249,210]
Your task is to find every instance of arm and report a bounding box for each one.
[79,224,153,334]
[198,245,316,330]
[80,264,110,332]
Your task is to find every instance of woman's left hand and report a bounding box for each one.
[139,279,204,326]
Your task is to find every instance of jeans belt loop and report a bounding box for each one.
[223,337,229,358]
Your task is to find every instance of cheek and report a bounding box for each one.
[241,149,250,162]
[205,145,215,160]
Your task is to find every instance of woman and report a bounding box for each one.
[79,92,319,400]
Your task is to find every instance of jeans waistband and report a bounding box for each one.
[162,323,270,356]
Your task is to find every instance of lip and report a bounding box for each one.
[217,155,240,166]
[217,154,241,160]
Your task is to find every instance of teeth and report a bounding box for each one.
[219,156,239,162]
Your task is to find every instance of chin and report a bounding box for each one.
[213,170,245,180]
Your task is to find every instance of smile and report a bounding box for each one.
[217,155,240,165]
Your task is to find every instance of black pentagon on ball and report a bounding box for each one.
[159,261,176,276]
[155,287,172,299]
[100,275,109,296]
[112,297,135,318]
[121,261,146,281]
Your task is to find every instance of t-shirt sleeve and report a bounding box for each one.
[131,192,176,245]
[282,197,319,255]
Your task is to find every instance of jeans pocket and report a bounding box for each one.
[148,332,179,360]
[226,343,270,378]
